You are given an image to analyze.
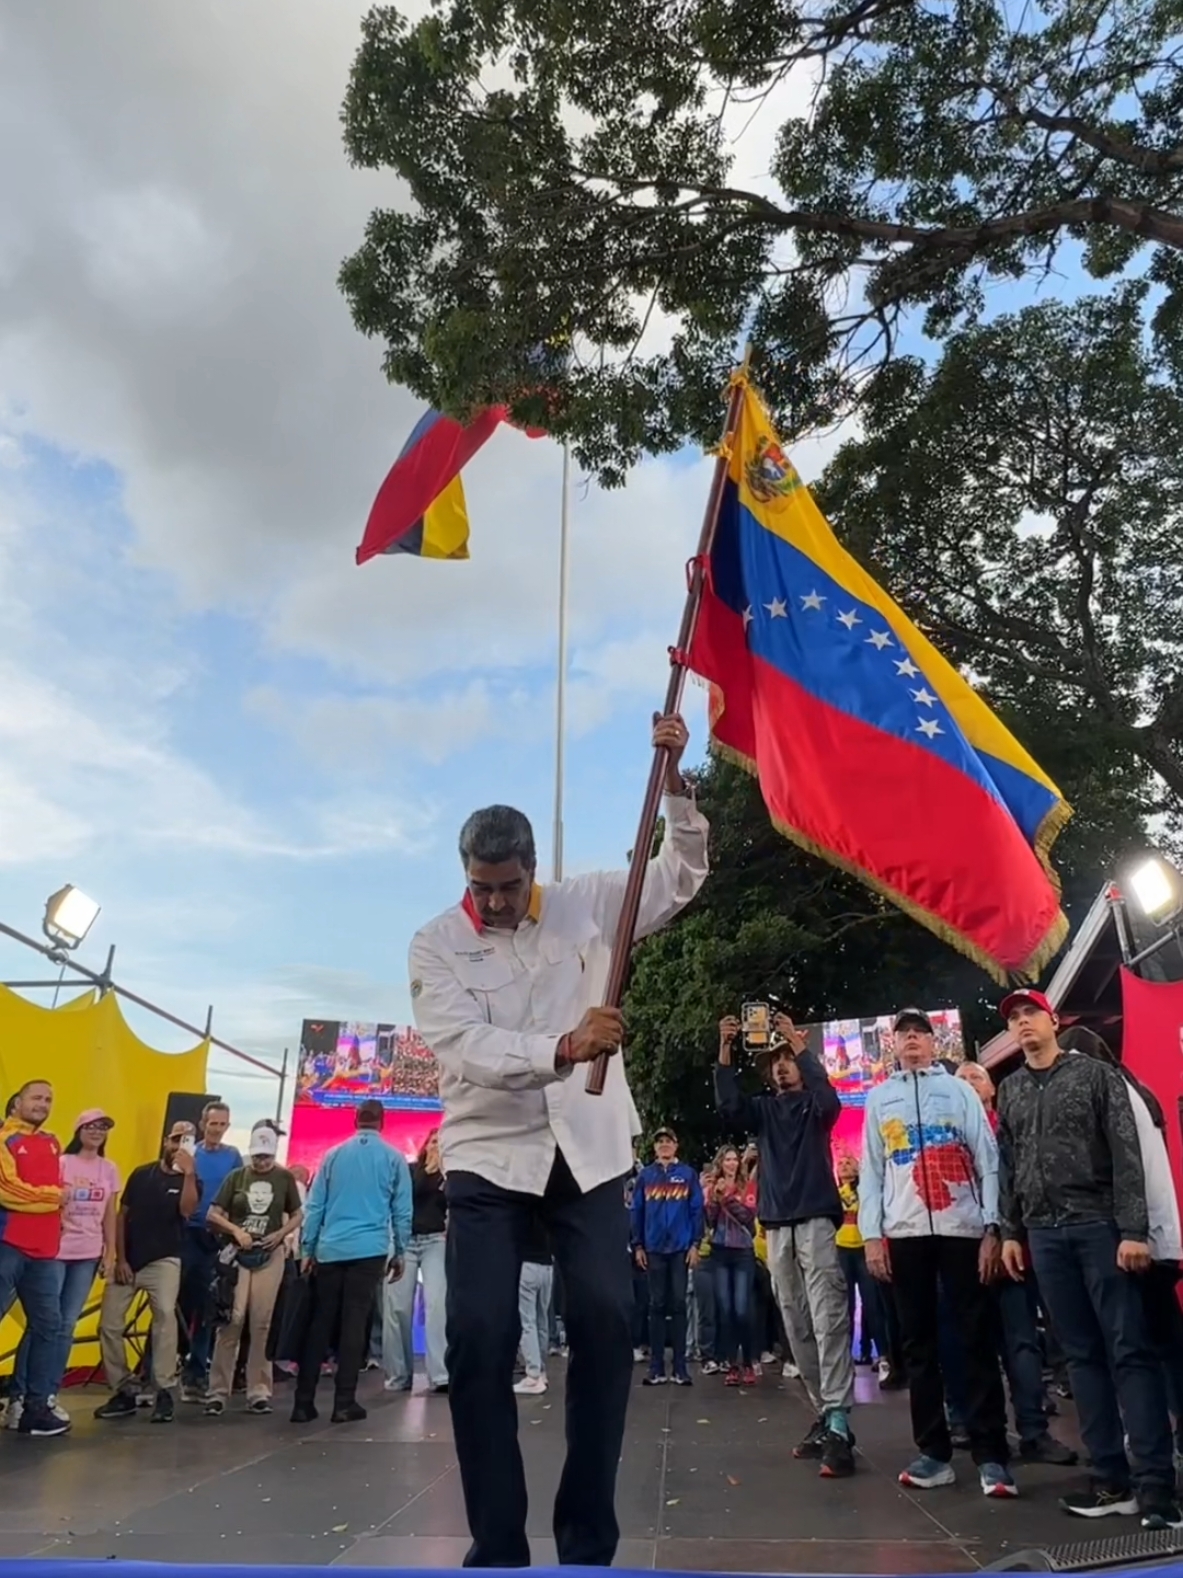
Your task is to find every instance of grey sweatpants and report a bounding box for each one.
[767,1218,854,1414]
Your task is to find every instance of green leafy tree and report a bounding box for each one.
[623,727,1151,1153]
[340,0,1183,480]
[817,290,1183,803]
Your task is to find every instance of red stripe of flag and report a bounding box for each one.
[356,406,507,565]
[693,588,1063,974]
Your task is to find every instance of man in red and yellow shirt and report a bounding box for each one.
[0,1080,68,1436]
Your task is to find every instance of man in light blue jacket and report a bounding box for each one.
[291,1100,412,1425]
[860,1009,1013,1498]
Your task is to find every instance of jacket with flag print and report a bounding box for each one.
[859,1065,998,1241]
[0,1117,63,1259]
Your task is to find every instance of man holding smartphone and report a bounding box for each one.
[95,1120,200,1425]
[716,1011,855,1478]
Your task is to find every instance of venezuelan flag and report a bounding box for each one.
[688,379,1070,982]
[356,405,504,565]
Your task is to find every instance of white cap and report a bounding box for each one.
[249,1127,278,1157]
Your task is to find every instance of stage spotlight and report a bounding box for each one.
[1128,857,1182,925]
[42,885,100,951]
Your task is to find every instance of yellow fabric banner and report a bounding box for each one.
[0,987,208,1375]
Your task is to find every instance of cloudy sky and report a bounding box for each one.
[0,3,848,1136]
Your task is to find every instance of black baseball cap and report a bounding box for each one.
[893,1008,934,1033]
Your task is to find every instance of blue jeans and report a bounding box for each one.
[712,1245,754,1367]
[13,1257,100,1400]
[0,1244,63,1406]
[179,1230,218,1384]
[383,1232,448,1389]
[517,1260,553,1379]
[996,1275,1048,1444]
[1030,1221,1174,1500]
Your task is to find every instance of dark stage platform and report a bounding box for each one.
[0,1366,1101,1569]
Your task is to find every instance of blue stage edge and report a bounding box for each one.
[8,1565,1183,1578]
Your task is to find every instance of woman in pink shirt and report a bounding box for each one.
[7,1108,120,1430]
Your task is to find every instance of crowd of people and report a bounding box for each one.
[0,1090,446,1433]
[1,981,1181,1535]
[626,993,1183,1529]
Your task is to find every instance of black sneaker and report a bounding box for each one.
[1020,1431,1078,1466]
[642,1372,667,1386]
[819,1429,856,1478]
[1060,1486,1139,1518]
[94,1391,137,1421]
[671,1372,693,1387]
[1141,1502,1183,1531]
[949,1422,972,1452]
[150,1389,175,1424]
[246,1398,273,1415]
[18,1405,69,1437]
[203,1397,225,1417]
[793,1418,827,1459]
[290,1402,318,1424]
[331,1401,367,1424]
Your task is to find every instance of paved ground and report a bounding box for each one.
[0,1365,1094,1570]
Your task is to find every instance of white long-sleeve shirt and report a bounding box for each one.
[1127,1083,1183,1263]
[409,792,709,1196]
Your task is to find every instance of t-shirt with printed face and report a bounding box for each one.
[214,1164,301,1241]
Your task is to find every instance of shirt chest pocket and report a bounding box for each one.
[533,926,598,1027]
[452,953,527,1030]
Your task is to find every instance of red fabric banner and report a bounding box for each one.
[1119,966,1183,1209]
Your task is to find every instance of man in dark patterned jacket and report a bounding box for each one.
[997,989,1180,1530]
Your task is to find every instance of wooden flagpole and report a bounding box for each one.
[586,350,752,1095]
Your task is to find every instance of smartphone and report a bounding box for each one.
[178,1134,196,1156]
[742,1000,771,1051]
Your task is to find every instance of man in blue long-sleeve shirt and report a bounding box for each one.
[292,1100,412,1425]
[630,1128,703,1385]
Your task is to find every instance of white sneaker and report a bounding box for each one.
[383,1377,412,1393]
[513,1375,548,1395]
[47,1394,70,1425]
[633,1347,647,1363]
[878,1358,892,1383]
[4,1398,22,1431]
[760,1351,777,1366]
[782,1362,801,1380]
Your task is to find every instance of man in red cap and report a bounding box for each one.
[997,989,1179,1529]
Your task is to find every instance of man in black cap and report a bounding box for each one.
[861,1008,1012,1498]
[630,1127,703,1386]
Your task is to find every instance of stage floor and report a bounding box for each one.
[0,1365,1095,1569]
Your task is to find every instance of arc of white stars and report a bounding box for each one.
[866,629,893,650]
[917,717,943,740]
[765,597,788,618]
[836,609,862,631]
[800,590,825,611]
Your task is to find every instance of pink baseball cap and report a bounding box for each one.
[75,1108,114,1130]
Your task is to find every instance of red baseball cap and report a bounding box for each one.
[999,988,1055,1021]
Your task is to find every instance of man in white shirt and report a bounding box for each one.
[410,713,708,1569]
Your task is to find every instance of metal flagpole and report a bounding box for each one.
[552,442,572,882]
